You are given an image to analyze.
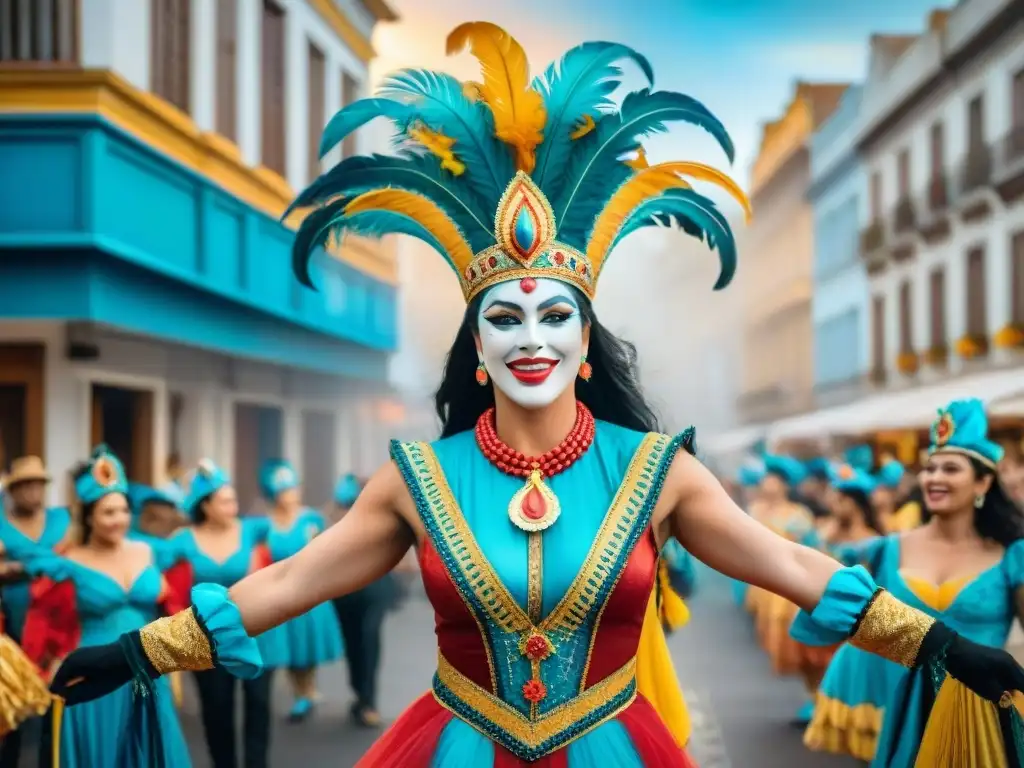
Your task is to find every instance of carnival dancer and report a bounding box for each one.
[0,456,70,768]
[127,483,187,546]
[803,465,892,760]
[870,458,914,533]
[256,459,344,722]
[168,460,276,768]
[20,446,192,767]
[42,24,1024,768]
[331,474,397,728]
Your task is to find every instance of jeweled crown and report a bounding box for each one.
[288,22,751,302]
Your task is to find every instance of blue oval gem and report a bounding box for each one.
[512,204,537,256]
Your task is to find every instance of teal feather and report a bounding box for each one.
[287,152,494,253]
[377,68,515,204]
[318,98,412,159]
[324,211,452,271]
[531,41,654,199]
[612,188,736,290]
[554,89,735,241]
[292,197,351,287]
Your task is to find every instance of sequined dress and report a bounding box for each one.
[358,420,696,768]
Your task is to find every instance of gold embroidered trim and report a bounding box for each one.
[139,609,214,675]
[527,532,543,625]
[849,589,934,668]
[434,652,636,750]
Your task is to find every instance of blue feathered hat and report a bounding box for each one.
[874,459,905,489]
[259,459,300,500]
[763,454,807,486]
[829,463,878,496]
[929,398,1004,469]
[289,23,750,304]
[127,483,178,515]
[183,459,231,519]
[803,457,832,481]
[334,474,362,507]
[74,445,128,505]
[736,460,765,488]
[844,444,874,473]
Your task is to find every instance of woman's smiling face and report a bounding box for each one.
[476,278,588,409]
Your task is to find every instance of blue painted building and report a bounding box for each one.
[808,85,870,405]
[0,0,399,510]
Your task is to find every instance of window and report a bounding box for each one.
[215,0,238,141]
[897,149,910,199]
[308,41,326,183]
[151,0,191,113]
[898,281,913,354]
[870,171,882,220]
[966,246,987,338]
[0,0,78,63]
[968,94,985,151]
[814,310,861,385]
[929,121,946,208]
[929,268,946,348]
[341,72,360,158]
[261,0,287,175]
[1011,69,1024,161]
[1012,231,1024,326]
[872,295,886,373]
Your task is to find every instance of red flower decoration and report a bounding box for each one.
[523,633,552,661]
[934,412,954,446]
[521,679,547,704]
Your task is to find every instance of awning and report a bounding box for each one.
[702,423,767,456]
[769,368,1024,440]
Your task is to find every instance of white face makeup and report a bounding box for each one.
[477,278,586,409]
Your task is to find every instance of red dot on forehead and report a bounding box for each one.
[519,277,537,293]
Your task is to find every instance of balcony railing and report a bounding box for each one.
[927,175,949,211]
[860,220,885,255]
[893,197,916,234]
[1003,126,1024,166]
[959,144,993,195]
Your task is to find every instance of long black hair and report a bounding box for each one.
[838,488,883,534]
[918,458,1024,547]
[435,286,662,437]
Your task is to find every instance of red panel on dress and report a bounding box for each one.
[355,692,452,768]
[22,577,80,674]
[159,559,194,616]
[251,543,273,571]
[619,695,700,767]
[584,528,658,687]
[419,540,495,693]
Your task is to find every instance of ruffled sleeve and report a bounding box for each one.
[789,565,879,646]
[191,584,263,679]
[21,560,80,673]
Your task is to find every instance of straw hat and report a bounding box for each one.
[3,456,51,488]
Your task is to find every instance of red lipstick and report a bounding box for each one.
[506,357,559,385]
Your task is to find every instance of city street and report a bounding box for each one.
[175,568,861,767]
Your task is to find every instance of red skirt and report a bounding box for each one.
[356,692,698,767]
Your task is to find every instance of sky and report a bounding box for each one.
[369,0,951,217]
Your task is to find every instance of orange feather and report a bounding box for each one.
[446,22,547,173]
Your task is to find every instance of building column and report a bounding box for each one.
[911,267,929,355]
[946,246,967,348]
[284,7,308,190]
[334,398,356,476]
[283,400,303,469]
[236,0,261,167]
[190,0,216,130]
[882,279,899,373]
[218,393,237,479]
[987,225,1012,337]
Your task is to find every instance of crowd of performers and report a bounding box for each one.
[0,449,398,767]
[735,398,1024,766]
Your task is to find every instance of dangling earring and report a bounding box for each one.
[475,361,489,386]
[974,493,985,509]
[578,354,592,382]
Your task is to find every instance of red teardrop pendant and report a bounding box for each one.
[522,486,547,520]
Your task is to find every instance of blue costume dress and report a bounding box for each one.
[355,421,699,767]
[23,552,191,768]
[0,507,70,640]
[258,508,344,670]
[804,536,902,761]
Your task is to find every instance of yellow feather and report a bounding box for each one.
[570,115,595,140]
[446,22,547,173]
[462,81,484,102]
[344,189,474,272]
[624,146,649,170]
[587,162,752,272]
[407,123,466,176]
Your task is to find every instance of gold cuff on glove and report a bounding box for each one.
[139,608,214,675]
[848,589,936,668]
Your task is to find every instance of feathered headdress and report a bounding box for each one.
[289,22,750,302]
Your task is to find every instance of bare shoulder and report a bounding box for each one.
[651,448,713,534]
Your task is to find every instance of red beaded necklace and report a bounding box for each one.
[475,402,596,532]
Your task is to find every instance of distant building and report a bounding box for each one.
[0,0,400,509]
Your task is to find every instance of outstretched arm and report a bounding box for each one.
[230,462,414,636]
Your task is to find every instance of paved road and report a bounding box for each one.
[174,568,861,767]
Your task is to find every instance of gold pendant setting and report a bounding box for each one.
[509,468,560,532]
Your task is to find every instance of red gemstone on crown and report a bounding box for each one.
[522,487,547,520]
[520,277,537,293]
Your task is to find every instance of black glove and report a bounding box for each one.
[51,633,156,705]
[944,633,1024,703]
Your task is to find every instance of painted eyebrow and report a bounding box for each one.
[538,295,577,311]
[482,299,521,313]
